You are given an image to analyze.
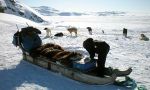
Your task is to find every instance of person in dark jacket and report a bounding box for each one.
[83,38,110,77]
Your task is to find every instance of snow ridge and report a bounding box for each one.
[0,0,44,23]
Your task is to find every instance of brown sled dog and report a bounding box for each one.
[67,27,78,36]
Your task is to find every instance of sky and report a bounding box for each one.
[18,0,150,12]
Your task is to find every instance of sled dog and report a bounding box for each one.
[67,27,78,36]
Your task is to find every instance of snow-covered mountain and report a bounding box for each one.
[0,0,44,23]
[32,6,126,16]
[32,6,59,16]
[32,6,86,16]
[94,11,125,16]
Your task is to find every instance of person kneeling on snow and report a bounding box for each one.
[83,38,110,77]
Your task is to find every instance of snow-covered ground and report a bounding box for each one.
[0,13,150,90]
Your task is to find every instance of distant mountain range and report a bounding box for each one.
[32,6,126,16]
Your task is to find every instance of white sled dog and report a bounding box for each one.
[44,27,51,37]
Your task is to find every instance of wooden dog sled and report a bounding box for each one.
[22,53,132,85]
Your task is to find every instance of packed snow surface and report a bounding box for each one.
[0,13,150,90]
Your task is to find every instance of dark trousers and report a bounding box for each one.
[96,43,110,76]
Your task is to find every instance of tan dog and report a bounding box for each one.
[67,27,78,36]
[140,34,149,41]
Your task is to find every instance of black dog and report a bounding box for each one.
[54,32,64,37]
[123,28,127,37]
[87,27,92,35]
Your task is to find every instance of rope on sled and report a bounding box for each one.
[114,76,147,90]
